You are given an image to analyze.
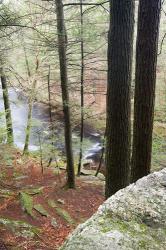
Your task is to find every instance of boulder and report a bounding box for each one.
[61,169,166,250]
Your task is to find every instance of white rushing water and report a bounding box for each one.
[0,87,102,160]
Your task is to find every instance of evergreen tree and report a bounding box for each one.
[131,0,161,182]
[105,0,135,198]
[55,0,75,188]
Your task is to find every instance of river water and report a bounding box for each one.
[0,87,102,161]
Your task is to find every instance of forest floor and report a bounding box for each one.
[0,145,104,250]
[0,121,165,250]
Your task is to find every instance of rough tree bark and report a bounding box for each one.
[55,0,75,188]
[131,0,161,182]
[105,0,135,198]
[0,65,14,145]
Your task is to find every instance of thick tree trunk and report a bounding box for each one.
[0,67,14,145]
[131,0,161,182]
[77,0,84,176]
[55,0,75,188]
[105,0,134,198]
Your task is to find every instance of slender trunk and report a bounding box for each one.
[55,0,75,188]
[23,43,32,155]
[0,67,14,145]
[48,66,53,126]
[47,67,60,169]
[131,0,161,182]
[95,130,106,177]
[78,0,84,176]
[23,44,31,79]
[105,0,134,198]
[47,65,54,167]
[23,47,38,155]
[23,94,34,154]
[23,76,37,155]
[38,132,44,174]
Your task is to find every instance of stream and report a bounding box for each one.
[0,87,102,161]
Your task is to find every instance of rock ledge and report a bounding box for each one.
[61,169,166,250]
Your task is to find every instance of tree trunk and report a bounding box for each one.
[55,0,75,188]
[23,56,38,155]
[77,0,84,176]
[131,0,161,182]
[0,67,14,145]
[23,94,33,154]
[105,0,134,198]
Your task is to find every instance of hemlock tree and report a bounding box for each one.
[131,0,161,182]
[0,62,14,145]
[55,0,75,188]
[105,0,135,198]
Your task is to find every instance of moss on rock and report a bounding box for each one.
[61,169,166,250]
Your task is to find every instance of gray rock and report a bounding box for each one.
[61,169,166,250]
[51,218,58,228]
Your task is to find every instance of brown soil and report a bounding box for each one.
[0,145,104,250]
